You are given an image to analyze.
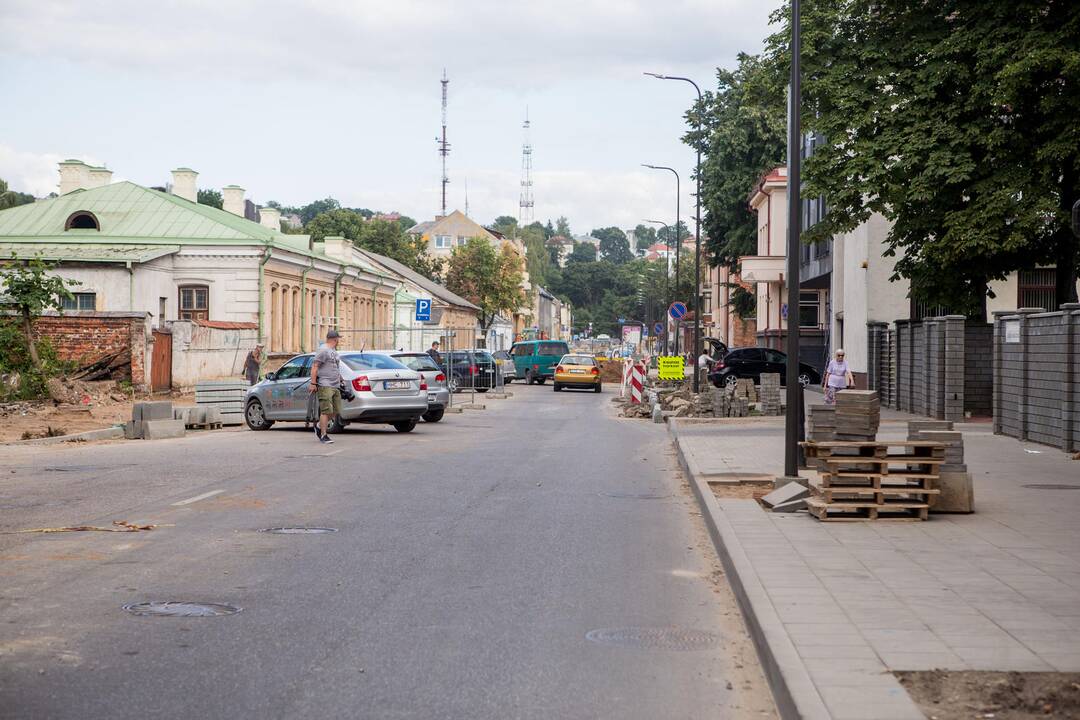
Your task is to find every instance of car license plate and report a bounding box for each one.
[570,369,585,374]
[427,393,437,402]
[385,380,410,390]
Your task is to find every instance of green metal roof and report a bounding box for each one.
[0,242,180,263]
[0,181,279,243]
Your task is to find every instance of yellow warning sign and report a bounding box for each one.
[657,355,684,381]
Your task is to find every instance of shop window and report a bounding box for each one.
[178,285,209,321]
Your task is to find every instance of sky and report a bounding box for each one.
[0,0,778,235]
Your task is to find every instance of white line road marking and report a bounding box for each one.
[172,489,225,506]
[323,449,343,456]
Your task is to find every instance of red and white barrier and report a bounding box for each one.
[629,362,645,404]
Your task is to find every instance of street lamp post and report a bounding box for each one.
[645,72,703,392]
[783,0,803,480]
[644,219,671,354]
[642,164,680,355]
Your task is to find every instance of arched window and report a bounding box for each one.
[64,211,100,231]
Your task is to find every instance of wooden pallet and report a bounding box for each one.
[811,483,939,505]
[806,497,929,522]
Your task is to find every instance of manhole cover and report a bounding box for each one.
[123,602,241,617]
[601,492,672,500]
[259,527,339,534]
[586,627,720,651]
[1022,484,1080,490]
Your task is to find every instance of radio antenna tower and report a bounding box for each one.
[437,70,451,217]
[518,108,534,226]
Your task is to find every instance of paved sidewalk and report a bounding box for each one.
[671,415,1080,720]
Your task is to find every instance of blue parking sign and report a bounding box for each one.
[415,298,432,322]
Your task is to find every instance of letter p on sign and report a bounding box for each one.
[415,298,432,322]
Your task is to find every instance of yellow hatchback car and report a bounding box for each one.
[553,354,602,393]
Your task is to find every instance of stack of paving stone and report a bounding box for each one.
[906,420,973,512]
[124,401,186,439]
[834,390,880,440]
[195,379,248,425]
[734,378,757,404]
[759,373,782,416]
[806,405,837,469]
[710,386,749,418]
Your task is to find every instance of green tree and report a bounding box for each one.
[306,209,366,243]
[299,198,342,225]
[197,188,223,209]
[657,222,692,245]
[492,215,519,236]
[592,227,634,264]
[689,52,786,270]
[0,178,35,210]
[555,216,572,238]
[766,0,1080,313]
[0,256,78,372]
[396,215,417,232]
[632,224,658,252]
[567,242,597,264]
[445,239,526,329]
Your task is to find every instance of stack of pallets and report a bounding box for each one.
[801,440,945,521]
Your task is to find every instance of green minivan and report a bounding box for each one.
[511,340,570,385]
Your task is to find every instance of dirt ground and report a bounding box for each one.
[897,670,1080,719]
[0,382,195,443]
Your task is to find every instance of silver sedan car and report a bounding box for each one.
[244,351,428,433]
[366,350,450,423]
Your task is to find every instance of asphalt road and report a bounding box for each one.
[0,383,775,719]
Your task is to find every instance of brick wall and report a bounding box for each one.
[32,312,149,388]
[993,304,1079,452]
[731,316,757,348]
[964,323,993,417]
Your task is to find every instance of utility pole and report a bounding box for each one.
[783,0,803,481]
[438,70,451,218]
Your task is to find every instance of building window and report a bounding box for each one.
[64,211,100,231]
[435,235,452,249]
[178,285,209,321]
[799,291,819,328]
[1018,268,1057,312]
[61,292,96,311]
[456,235,469,246]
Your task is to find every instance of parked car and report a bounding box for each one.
[707,347,821,389]
[553,354,602,393]
[244,351,428,433]
[367,350,449,423]
[443,349,498,392]
[492,349,518,383]
[510,339,570,384]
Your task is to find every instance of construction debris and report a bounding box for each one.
[762,482,810,511]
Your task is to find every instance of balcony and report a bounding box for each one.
[740,255,785,284]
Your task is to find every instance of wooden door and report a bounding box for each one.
[151,330,172,391]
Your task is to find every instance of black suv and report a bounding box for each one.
[442,350,498,392]
[707,347,821,389]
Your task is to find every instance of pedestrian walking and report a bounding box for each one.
[427,340,443,368]
[243,344,263,386]
[823,348,854,405]
[310,330,342,444]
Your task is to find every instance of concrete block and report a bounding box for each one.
[123,420,140,440]
[932,471,974,513]
[762,481,810,508]
[142,419,186,440]
[772,497,808,513]
[133,401,173,423]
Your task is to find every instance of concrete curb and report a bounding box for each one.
[2,426,125,447]
[669,421,831,720]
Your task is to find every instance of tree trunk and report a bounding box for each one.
[21,306,42,372]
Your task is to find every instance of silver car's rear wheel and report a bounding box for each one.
[244,399,274,431]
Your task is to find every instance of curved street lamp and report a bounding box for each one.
[642,164,681,355]
[644,72,703,391]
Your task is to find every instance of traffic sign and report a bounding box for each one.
[654,322,664,335]
[780,303,788,320]
[415,298,432,322]
[668,302,687,320]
